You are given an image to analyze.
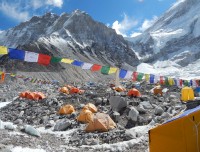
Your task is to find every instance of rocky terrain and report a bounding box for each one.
[0,78,187,152]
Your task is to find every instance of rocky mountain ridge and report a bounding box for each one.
[128,0,200,67]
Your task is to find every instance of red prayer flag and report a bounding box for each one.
[38,54,51,66]
[132,72,138,81]
[160,76,164,85]
[91,64,102,71]
[180,79,183,87]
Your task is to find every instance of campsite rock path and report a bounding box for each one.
[0,81,187,151]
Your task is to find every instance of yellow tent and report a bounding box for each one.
[77,109,94,123]
[58,104,75,115]
[149,106,200,152]
[83,103,98,113]
[181,87,194,102]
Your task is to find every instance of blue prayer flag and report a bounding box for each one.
[9,48,25,60]
[150,74,155,84]
[72,60,84,67]
[119,69,127,78]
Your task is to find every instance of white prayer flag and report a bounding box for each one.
[81,63,93,70]
[24,51,39,62]
[124,70,133,79]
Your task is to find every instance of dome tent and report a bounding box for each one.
[181,87,194,102]
[85,113,116,132]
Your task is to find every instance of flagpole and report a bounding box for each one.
[115,68,120,87]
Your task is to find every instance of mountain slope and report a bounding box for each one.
[129,0,200,67]
[0,10,139,81]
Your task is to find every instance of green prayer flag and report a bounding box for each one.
[51,57,62,63]
[101,66,110,75]
[165,77,169,86]
[183,80,189,86]
[137,73,144,81]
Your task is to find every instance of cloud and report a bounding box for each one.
[31,0,43,9]
[139,16,158,31]
[46,0,63,8]
[31,0,63,9]
[138,0,144,2]
[0,30,4,34]
[0,2,30,22]
[112,14,138,37]
[0,0,64,22]
[130,32,142,37]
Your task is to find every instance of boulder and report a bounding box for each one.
[140,101,153,109]
[155,106,164,116]
[54,119,71,131]
[24,125,41,137]
[128,107,139,122]
[109,96,128,112]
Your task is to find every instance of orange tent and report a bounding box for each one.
[70,87,80,94]
[59,87,69,94]
[19,91,46,100]
[114,86,126,92]
[19,91,30,98]
[149,106,200,152]
[85,113,116,132]
[26,92,36,100]
[1,72,5,83]
[153,88,163,96]
[77,109,94,123]
[83,103,97,113]
[58,104,75,115]
[127,88,141,97]
[34,92,46,100]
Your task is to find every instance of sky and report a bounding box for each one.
[0,0,177,37]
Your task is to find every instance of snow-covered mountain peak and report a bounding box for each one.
[128,0,200,67]
[0,10,139,69]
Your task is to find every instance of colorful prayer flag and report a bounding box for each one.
[101,66,110,75]
[133,72,138,81]
[24,51,39,62]
[108,67,118,74]
[183,80,189,86]
[51,57,62,63]
[81,63,93,70]
[61,58,74,64]
[145,74,150,82]
[8,48,25,60]
[91,64,102,71]
[150,74,155,84]
[38,54,51,66]
[160,76,164,85]
[165,77,169,86]
[168,78,174,86]
[119,69,127,78]
[0,46,8,55]
[173,78,177,86]
[137,73,144,81]
[72,60,84,67]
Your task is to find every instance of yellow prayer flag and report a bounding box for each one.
[168,78,174,86]
[145,74,150,82]
[108,67,118,74]
[61,58,74,64]
[0,46,8,55]
[0,71,3,75]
